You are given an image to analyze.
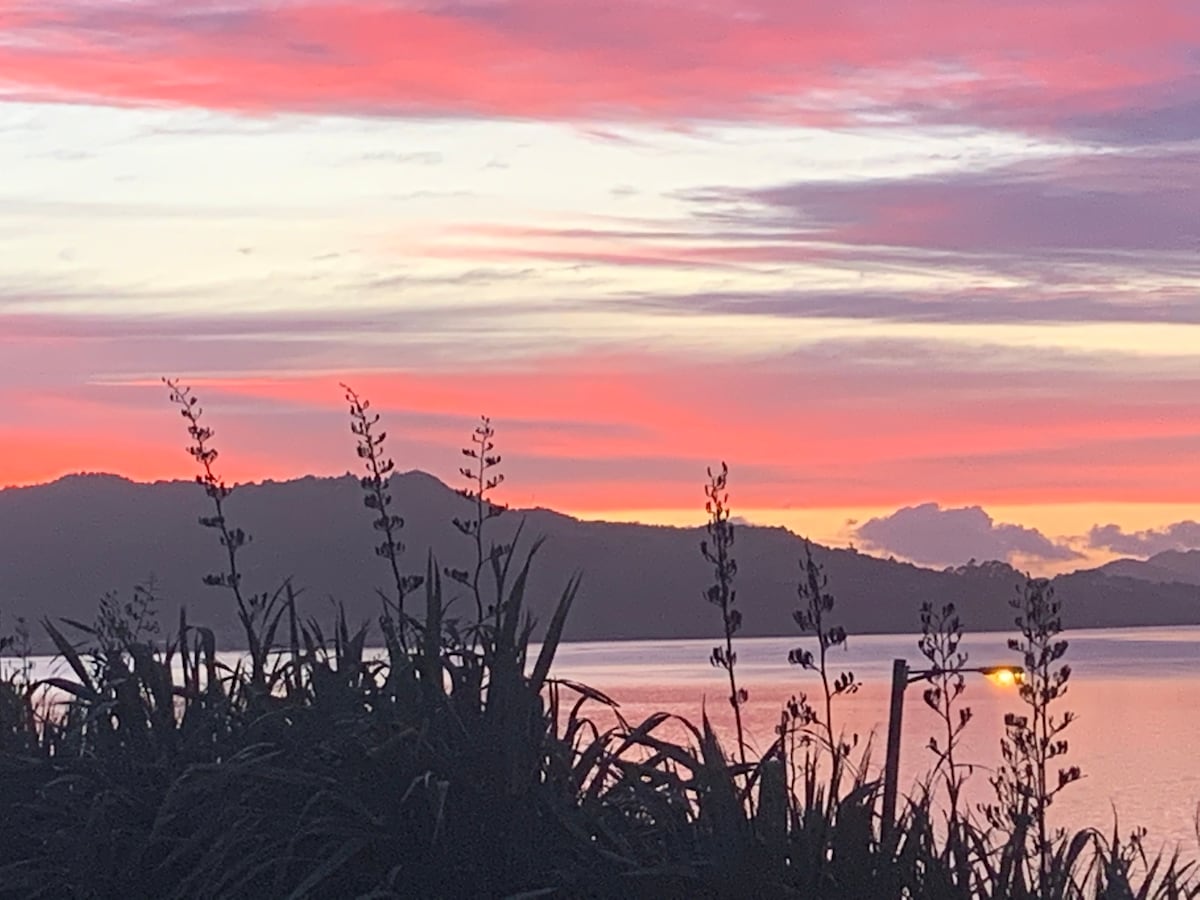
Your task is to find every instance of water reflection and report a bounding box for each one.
[546,627,1200,851]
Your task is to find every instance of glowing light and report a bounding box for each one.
[987,667,1021,687]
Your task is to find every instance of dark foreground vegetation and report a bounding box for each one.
[0,383,1196,898]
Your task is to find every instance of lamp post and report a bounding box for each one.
[881,658,1023,837]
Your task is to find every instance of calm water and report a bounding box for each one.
[10,626,1200,849]
[547,627,1200,851]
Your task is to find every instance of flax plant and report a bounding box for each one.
[788,542,860,789]
[164,378,283,691]
[701,462,747,769]
[447,415,508,635]
[341,383,423,635]
[987,576,1083,890]
[917,600,974,827]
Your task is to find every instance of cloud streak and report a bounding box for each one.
[414,138,1200,318]
[736,149,1200,255]
[601,288,1200,327]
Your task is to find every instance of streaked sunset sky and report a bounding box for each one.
[3,0,1200,572]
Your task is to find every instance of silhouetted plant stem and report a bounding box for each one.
[917,600,973,832]
[701,462,747,769]
[987,576,1081,890]
[341,384,421,648]
[448,416,507,640]
[164,378,268,688]
[789,542,859,793]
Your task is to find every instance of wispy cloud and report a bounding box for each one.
[600,288,1200,327]
[410,135,1200,314]
[727,148,1200,256]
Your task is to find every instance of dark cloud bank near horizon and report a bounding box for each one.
[853,502,1082,569]
[1088,521,1200,557]
[854,503,1200,568]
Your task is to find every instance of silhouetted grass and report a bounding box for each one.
[0,385,1195,898]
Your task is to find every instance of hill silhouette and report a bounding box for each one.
[1096,549,1200,586]
[1,471,1198,650]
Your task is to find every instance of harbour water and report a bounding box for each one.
[547,627,1200,850]
[10,625,1199,850]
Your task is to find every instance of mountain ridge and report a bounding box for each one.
[1,471,1197,650]
[1096,549,1200,586]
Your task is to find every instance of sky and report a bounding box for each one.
[2,0,1200,574]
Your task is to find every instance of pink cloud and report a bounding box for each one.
[0,1,1196,135]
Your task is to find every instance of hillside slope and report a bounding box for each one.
[0,472,1196,649]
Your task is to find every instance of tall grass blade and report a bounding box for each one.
[529,571,582,696]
